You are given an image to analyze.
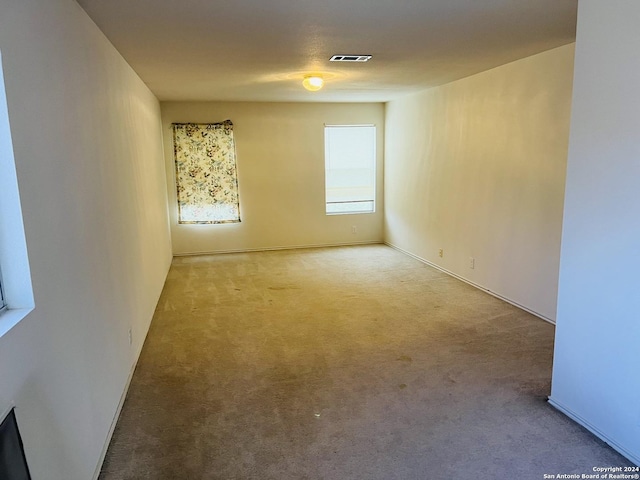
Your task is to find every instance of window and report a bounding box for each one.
[324,125,376,215]
[172,120,241,224]
[0,50,35,337]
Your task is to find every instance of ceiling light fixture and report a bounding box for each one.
[302,75,324,92]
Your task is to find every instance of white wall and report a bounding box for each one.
[0,1,172,478]
[550,1,640,465]
[384,45,575,321]
[161,102,384,255]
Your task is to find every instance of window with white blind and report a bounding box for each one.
[324,125,376,215]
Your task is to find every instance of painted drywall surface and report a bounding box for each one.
[0,1,172,478]
[550,1,640,464]
[384,44,575,321]
[161,102,384,255]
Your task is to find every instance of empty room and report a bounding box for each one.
[0,0,638,479]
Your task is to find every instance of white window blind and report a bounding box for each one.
[324,125,376,215]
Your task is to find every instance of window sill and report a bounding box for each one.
[326,211,375,216]
[0,307,33,338]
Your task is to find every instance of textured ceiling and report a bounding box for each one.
[76,0,577,102]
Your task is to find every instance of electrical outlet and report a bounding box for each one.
[352,226,357,234]
[469,257,475,269]
[438,249,444,258]
[128,328,132,346]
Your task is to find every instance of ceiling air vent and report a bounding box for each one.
[330,55,372,62]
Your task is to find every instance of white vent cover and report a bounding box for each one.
[330,55,372,62]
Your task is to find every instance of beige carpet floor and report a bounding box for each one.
[99,244,631,479]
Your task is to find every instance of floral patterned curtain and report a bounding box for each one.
[172,120,240,224]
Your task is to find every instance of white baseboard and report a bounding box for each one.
[385,242,556,325]
[91,360,137,480]
[173,240,382,257]
[92,261,172,480]
[548,397,640,466]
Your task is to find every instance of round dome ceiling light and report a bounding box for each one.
[302,75,324,92]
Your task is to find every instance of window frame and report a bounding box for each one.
[0,50,35,337]
[0,266,6,313]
